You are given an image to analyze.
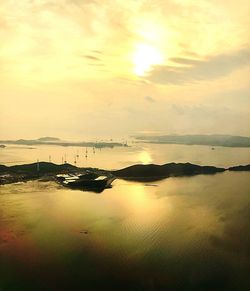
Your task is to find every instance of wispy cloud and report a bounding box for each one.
[83,55,102,61]
[145,96,155,103]
[148,48,250,85]
[86,63,105,66]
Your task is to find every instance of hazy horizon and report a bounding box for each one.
[1,132,250,143]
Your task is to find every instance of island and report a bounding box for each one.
[134,134,250,148]
[37,137,61,142]
[228,165,250,171]
[0,161,249,186]
[111,163,225,181]
[0,137,128,148]
[0,162,80,184]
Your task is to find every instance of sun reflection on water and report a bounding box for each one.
[138,150,152,164]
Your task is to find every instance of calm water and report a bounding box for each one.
[1,142,250,168]
[0,144,250,290]
[0,172,250,290]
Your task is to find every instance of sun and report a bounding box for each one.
[133,43,163,76]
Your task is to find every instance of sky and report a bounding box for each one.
[0,0,249,140]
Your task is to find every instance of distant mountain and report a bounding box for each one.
[37,137,60,141]
[134,134,250,148]
[0,139,126,148]
[112,162,225,181]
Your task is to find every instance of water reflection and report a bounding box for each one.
[0,172,250,290]
[1,142,250,169]
[138,151,152,164]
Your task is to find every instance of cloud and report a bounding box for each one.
[83,55,102,61]
[169,57,202,65]
[145,96,155,103]
[90,50,103,54]
[147,47,250,85]
[86,63,105,66]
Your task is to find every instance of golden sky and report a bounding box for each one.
[0,0,249,139]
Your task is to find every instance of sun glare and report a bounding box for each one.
[133,43,163,76]
[139,151,152,164]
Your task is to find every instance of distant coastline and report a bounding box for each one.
[0,137,128,148]
[134,134,250,148]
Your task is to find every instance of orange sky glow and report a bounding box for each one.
[0,0,249,139]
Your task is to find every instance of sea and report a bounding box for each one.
[0,143,250,290]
